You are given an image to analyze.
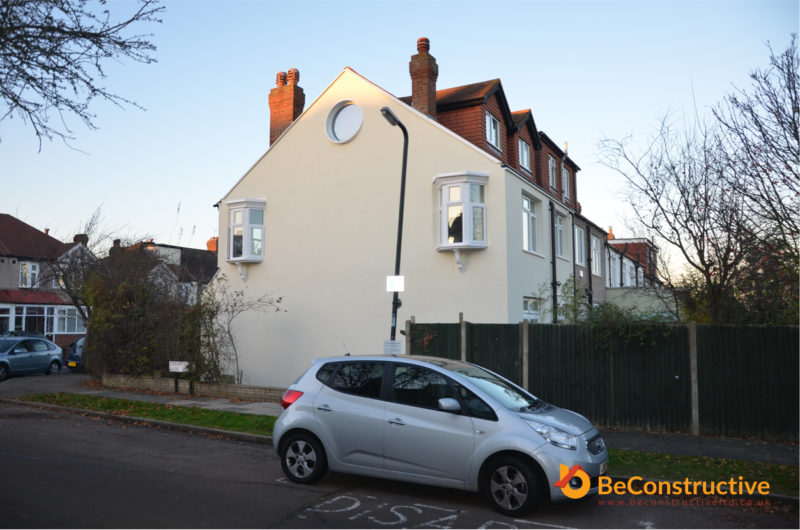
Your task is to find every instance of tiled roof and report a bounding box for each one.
[0,289,69,305]
[0,214,73,260]
[399,79,500,110]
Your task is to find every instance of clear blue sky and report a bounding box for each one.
[1,0,796,252]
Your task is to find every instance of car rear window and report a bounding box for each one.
[319,362,385,399]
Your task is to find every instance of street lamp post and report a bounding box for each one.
[381,106,409,342]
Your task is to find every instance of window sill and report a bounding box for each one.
[226,257,263,264]
[436,243,487,252]
[522,249,545,259]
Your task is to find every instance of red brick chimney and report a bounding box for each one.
[269,68,305,145]
[409,37,438,119]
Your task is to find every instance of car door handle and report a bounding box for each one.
[316,404,332,412]
[388,417,405,426]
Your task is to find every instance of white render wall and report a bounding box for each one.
[218,70,521,387]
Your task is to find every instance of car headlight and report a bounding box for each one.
[526,420,577,450]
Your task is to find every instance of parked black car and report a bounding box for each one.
[66,337,85,371]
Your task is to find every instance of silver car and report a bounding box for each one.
[273,355,608,516]
[0,336,63,382]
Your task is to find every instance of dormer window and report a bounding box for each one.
[548,156,557,189]
[518,139,530,171]
[435,172,489,250]
[486,113,500,150]
[226,199,266,262]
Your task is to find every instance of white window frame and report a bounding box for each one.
[518,139,530,171]
[548,156,557,189]
[574,226,585,265]
[56,307,86,334]
[523,297,540,322]
[591,235,601,275]
[226,198,266,263]
[555,215,564,257]
[607,252,618,287]
[486,113,501,150]
[562,167,570,199]
[19,262,39,288]
[522,195,538,253]
[434,172,489,250]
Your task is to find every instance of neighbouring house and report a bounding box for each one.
[0,214,90,349]
[605,228,675,318]
[214,38,623,387]
[573,213,608,309]
[109,238,218,304]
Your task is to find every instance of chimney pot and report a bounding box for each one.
[207,236,218,253]
[269,68,305,145]
[409,37,438,120]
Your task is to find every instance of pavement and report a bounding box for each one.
[0,370,797,468]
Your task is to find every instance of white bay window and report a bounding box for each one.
[435,172,489,250]
[226,198,266,262]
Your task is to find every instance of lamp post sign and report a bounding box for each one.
[384,275,404,355]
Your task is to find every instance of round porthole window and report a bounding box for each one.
[326,101,363,143]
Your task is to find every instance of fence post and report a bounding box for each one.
[689,322,700,436]
[405,316,414,355]
[459,312,467,362]
[521,320,530,391]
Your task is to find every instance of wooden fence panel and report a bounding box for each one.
[407,320,797,439]
[467,323,522,385]
[697,325,799,439]
[407,323,460,359]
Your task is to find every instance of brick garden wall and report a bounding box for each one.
[100,373,285,402]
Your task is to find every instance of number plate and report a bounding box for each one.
[68,361,77,367]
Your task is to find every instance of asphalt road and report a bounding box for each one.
[1,395,797,529]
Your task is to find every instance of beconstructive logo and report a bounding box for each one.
[554,464,772,501]
[554,464,591,499]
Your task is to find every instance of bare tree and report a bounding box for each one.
[599,37,799,324]
[713,34,799,271]
[0,0,163,147]
[599,116,750,323]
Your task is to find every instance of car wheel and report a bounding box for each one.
[485,456,543,516]
[0,364,7,382]
[46,361,60,376]
[280,433,327,484]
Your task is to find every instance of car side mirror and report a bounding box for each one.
[438,397,461,413]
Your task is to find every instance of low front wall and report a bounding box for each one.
[101,373,285,403]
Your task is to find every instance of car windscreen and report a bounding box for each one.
[0,339,17,353]
[446,363,544,412]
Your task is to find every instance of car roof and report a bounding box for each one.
[312,354,472,371]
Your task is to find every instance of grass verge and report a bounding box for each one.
[19,392,797,497]
[22,392,275,437]
[609,448,798,497]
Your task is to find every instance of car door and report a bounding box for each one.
[28,340,54,371]
[383,363,475,482]
[312,361,387,470]
[8,340,34,373]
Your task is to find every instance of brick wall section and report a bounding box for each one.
[269,69,305,145]
[437,93,508,163]
[101,374,285,402]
